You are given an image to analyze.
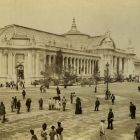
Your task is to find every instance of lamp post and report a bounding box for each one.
[105,62,109,100]
[95,71,100,93]
[15,65,19,91]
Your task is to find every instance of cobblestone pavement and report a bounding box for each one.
[0,82,140,140]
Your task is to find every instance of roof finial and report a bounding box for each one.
[105,30,111,38]
[71,17,77,31]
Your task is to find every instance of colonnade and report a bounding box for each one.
[103,55,134,77]
[45,54,99,77]
[0,51,16,78]
[0,49,135,83]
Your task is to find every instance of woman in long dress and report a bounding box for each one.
[75,97,82,114]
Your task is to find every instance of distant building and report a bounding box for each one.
[0,18,139,84]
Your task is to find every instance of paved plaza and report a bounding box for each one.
[0,82,140,140]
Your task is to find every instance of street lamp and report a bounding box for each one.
[95,71,100,93]
[15,65,19,91]
[105,62,109,100]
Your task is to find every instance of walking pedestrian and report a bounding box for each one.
[17,100,21,114]
[11,97,14,112]
[95,85,97,93]
[94,98,100,111]
[56,86,61,95]
[130,102,136,119]
[14,96,17,109]
[111,94,115,105]
[22,89,26,99]
[107,108,114,130]
[26,98,32,112]
[38,98,43,110]
[62,96,67,111]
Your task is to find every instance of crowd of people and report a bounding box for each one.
[0,80,25,90]
[30,122,63,140]
[0,82,140,140]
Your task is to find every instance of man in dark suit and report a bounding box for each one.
[107,108,114,130]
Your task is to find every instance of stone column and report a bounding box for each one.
[63,57,66,70]
[119,57,122,74]
[36,53,39,77]
[4,53,8,76]
[128,59,131,76]
[28,52,32,77]
[84,59,86,75]
[2,52,8,76]
[12,53,16,75]
[98,55,104,77]
[114,56,117,75]
[91,60,93,75]
[62,56,64,67]
[43,54,46,72]
[66,57,68,70]
[73,57,76,74]
[87,59,89,75]
[75,58,77,74]
[82,59,85,75]
[32,54,36,76]
[89,59,91,75]
[77,58,79,75]
[8,52,12,77]
[71,57,74,73]
[24,53,28,79]
[80,58,83,75]
[93,60,96,75]
[109,55,113,77]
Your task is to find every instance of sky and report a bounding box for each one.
[0,0,140,56]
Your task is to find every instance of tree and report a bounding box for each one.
[41,64,53,79]
[55,49,63,76]
[40,64,54,88]
[63,70,77,88]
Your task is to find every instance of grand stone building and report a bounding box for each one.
[0,18,140,84]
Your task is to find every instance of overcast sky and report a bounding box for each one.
[0,0,140,56]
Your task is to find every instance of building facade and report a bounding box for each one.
[0,19,139,84]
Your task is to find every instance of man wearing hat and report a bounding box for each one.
[99,119,106,140]
[135,122,140,140]
[56,122,63,140]
[107,108,114,130]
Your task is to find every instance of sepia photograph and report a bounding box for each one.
[0,0,140,139]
